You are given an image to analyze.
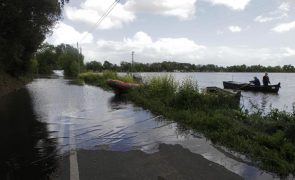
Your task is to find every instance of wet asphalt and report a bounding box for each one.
[53,144,242,180]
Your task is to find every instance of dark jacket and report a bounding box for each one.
[250,78,261,86]
[263,75,270,86]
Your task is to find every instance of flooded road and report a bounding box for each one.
[0,88,58,179]
[0,73,282,179]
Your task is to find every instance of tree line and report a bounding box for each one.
[34,45,295,75]
[85,61,295,73]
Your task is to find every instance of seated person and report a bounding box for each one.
[250,77,261,86]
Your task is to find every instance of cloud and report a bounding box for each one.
[76,31,295,66]
[282,47,295,57]
[205,0,251,10]
[81,31,206,64]
[201,46,295,66]
[125,0,197,20]
[65,0,135,29]
[228,26,242,32]
[272,21,295,33]
[65,0,197,30]
[254,16,280,23]
[46,22,93,45]
[254,2,290,23]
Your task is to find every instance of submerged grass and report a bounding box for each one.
[80,71,295,176]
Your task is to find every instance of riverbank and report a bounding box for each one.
[0,72,32,98]
[79,71,295,177]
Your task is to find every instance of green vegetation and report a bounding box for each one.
[86,61,103,72]
[0,0,69,96]
[57,44,84,78]
[79,71,134,89]
[0,0,69,77]
[129,76,295,176]
[81,71,295,176]
[85,60,295,73]
[34,43,84,78]
[35,44,57,74]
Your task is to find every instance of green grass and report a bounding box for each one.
[80,71,295,176]
[78,71,135,90]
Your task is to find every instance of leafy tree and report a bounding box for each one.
[283,65,295,72]
[86,61,103,72]
[29,57,38,74]
[103,61,113,70]
[57,44,83,77]
[0,0,68,76]
[68,61,79,77]
[35,43,57,74]
[120,61,132,72]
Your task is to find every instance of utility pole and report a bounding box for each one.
[131,51,134,64]
[131,51,134,73]
[77,42,80,74]
[80,47,82,73]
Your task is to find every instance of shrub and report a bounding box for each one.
[143,75,178,104]
[174,78,199,110]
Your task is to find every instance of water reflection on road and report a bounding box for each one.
[1,74,282,179]
[0,88,58,179]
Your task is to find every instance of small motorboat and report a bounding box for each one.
[223,81,281,93]
[107,79,140,94]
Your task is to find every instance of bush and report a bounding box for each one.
[174,78,199,110]
[143,75,178,104]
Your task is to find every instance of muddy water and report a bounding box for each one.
[0,73,282,179]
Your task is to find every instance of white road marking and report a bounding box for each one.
[69,124,80,180]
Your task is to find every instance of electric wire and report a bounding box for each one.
[78,0,120,44]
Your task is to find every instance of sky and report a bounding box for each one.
[46,0,295,66]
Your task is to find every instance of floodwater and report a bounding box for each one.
[1,71,293,179]
[140,72,295,112]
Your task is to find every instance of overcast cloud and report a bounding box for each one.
[46,0,295,65]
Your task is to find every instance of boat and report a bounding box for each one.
[223,81,281,93]
[107,79,140,94]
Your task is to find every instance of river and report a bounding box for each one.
[1,72,293,179]
[140,72,295,112]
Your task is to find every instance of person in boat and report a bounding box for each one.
[262,73,271,86]
[250,77,261,86]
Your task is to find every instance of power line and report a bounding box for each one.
[78,0,120,43]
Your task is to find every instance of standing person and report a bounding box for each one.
[262,73,271,86]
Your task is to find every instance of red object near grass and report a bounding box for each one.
[107,79,140,94]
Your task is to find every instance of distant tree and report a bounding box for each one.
[120,61,132,72]
[283,65,295,72]
[68,61,79,77]
[103,61,113,70]
[58,45,82,77]
[86,61,103,72]
[35,43,57,74]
